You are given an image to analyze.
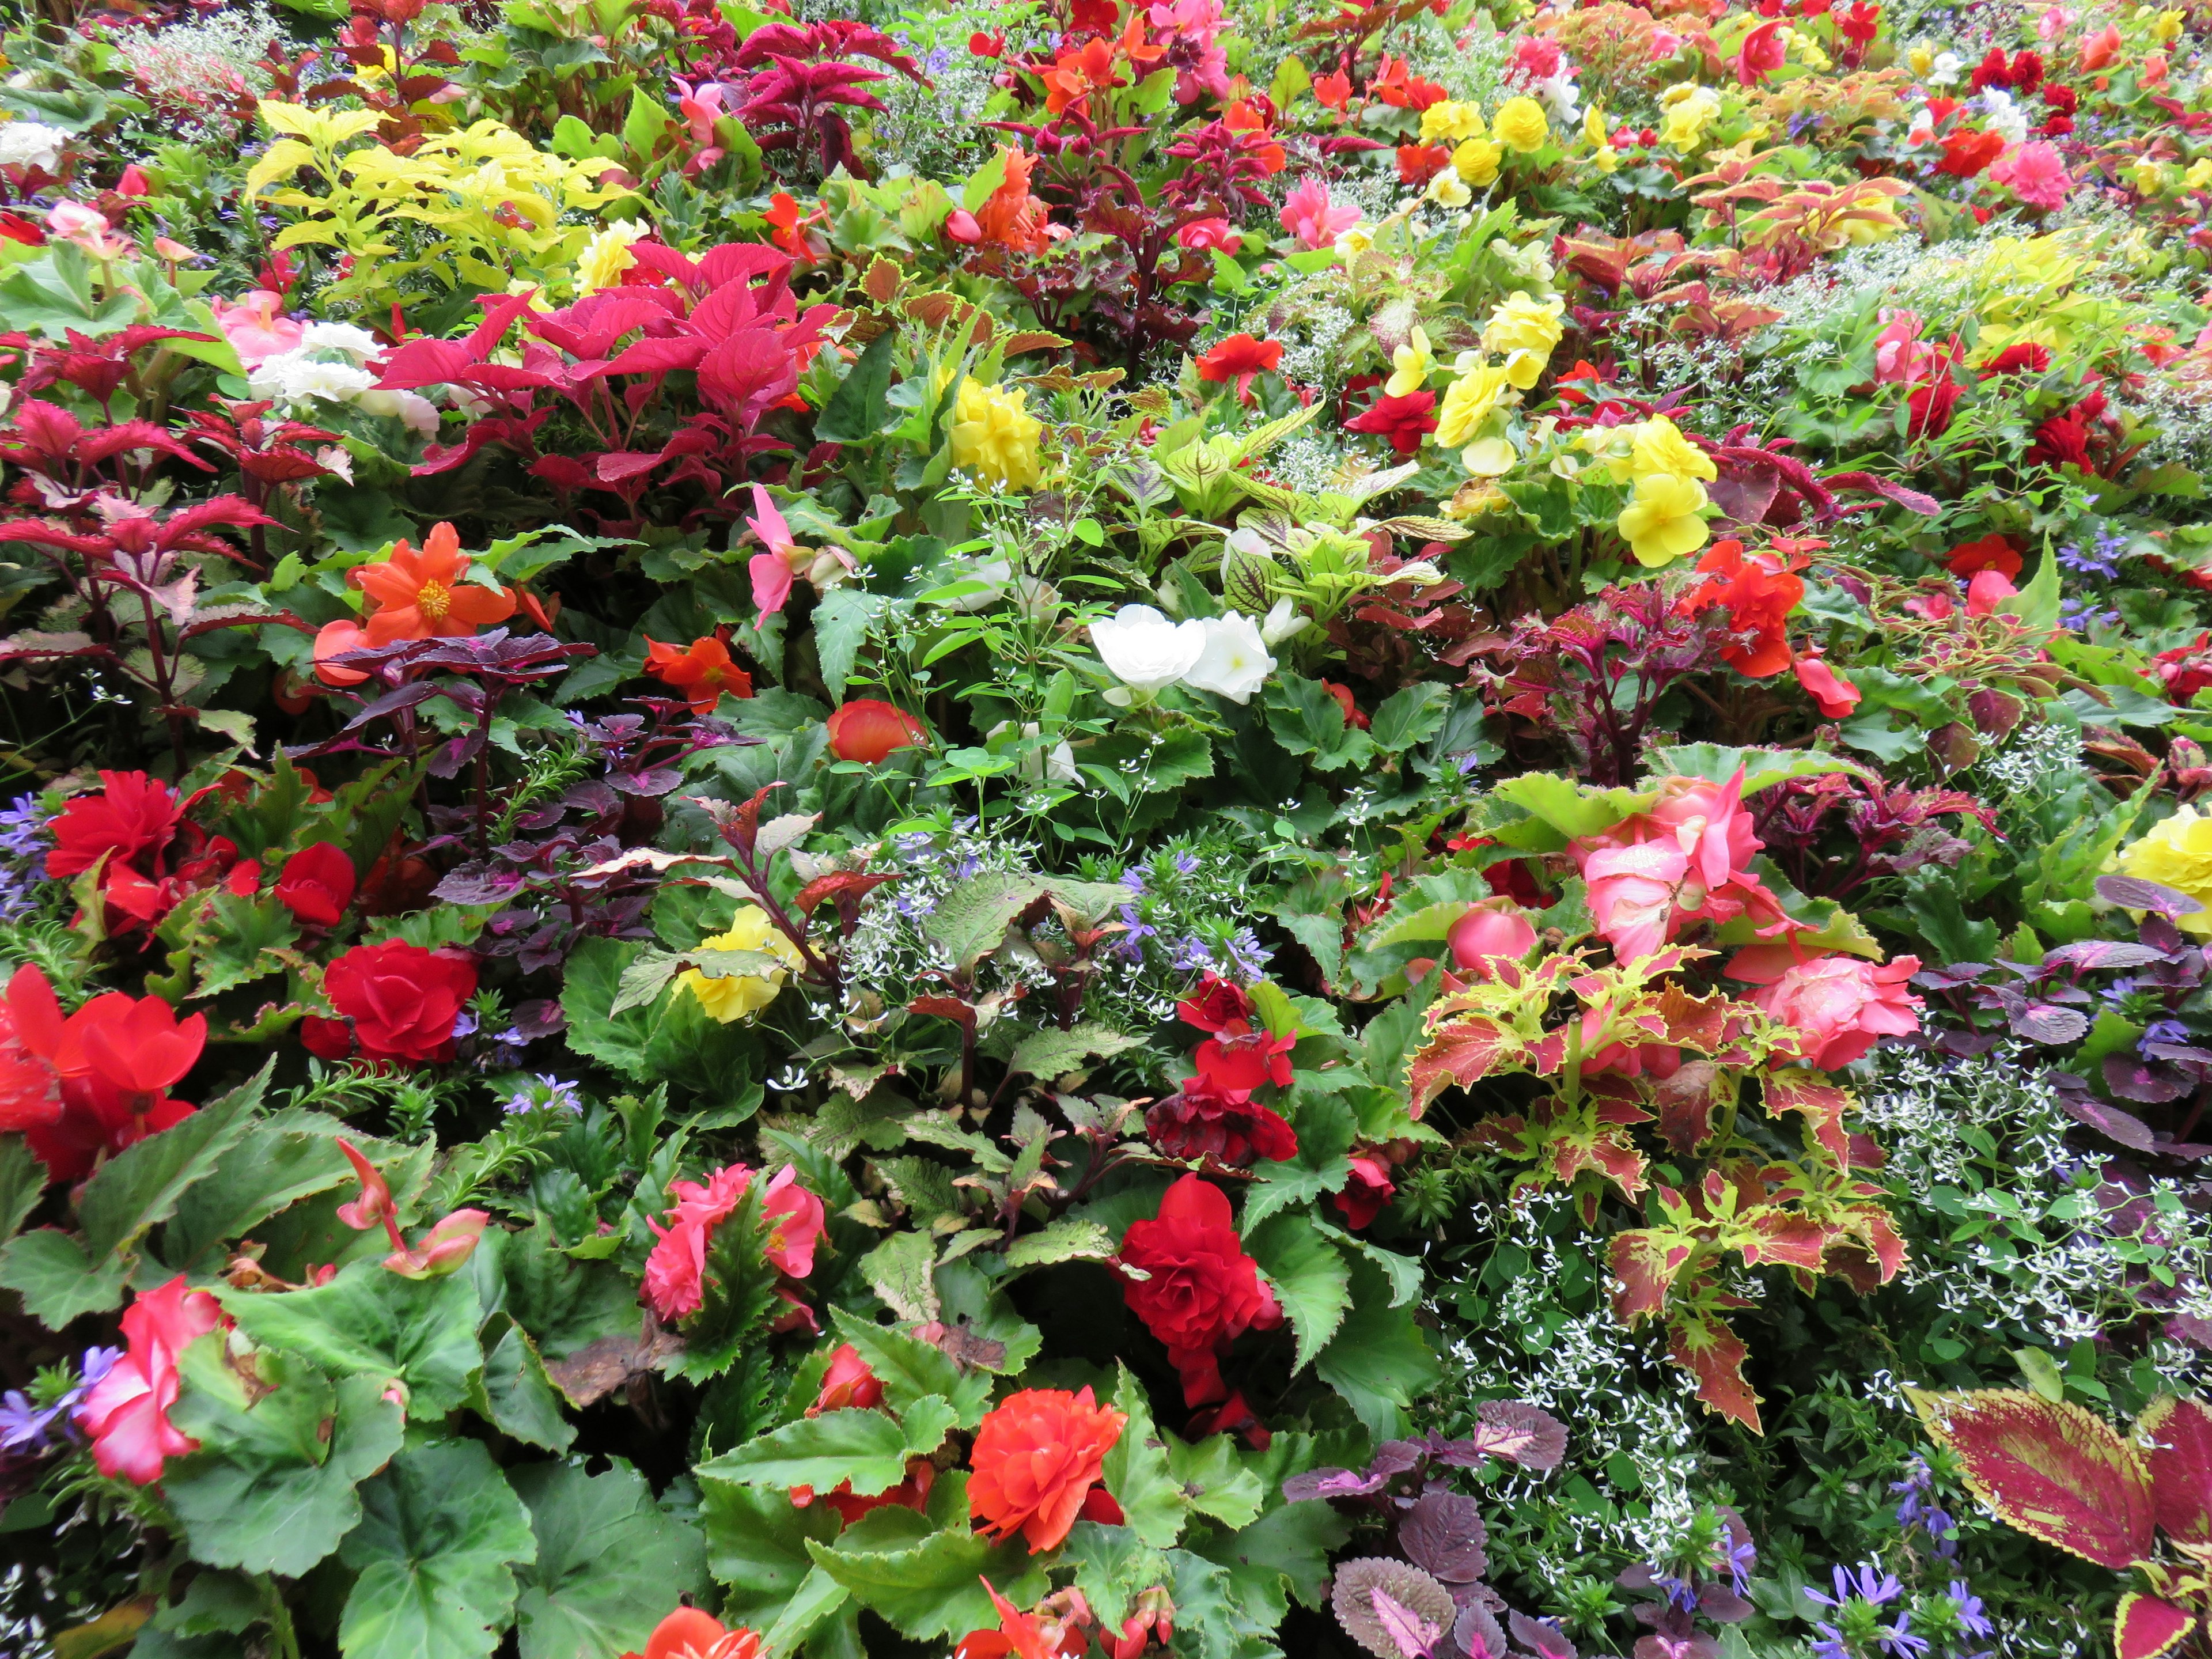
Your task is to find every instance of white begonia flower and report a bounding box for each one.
[0,122,66,173]
[1260,597,1306,646]
[987,720,1080,785]
[1537,70,1581,126]
[1183,612,1275,704]
[356,387,442,434]
[1928,50,1963,83]
[1979,88,2028,145]
[1092,603,1206,692]
[298,321,384,359]
[1426,171,1472,209]
[249,352,376,405]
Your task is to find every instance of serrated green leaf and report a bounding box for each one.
[472,1317,575,1452]
[860,1230,940,1323]
[1007,1023,1140,1081]
[1104,1363,1186,1549]
[804,1525,1040,1642]
[0,1135,41,1246]
[696,1407,919,1498]
[1243,1216,1350,1373]
[510,1460,708,1659]
[0,1227,123,1326]
[218,1260,484,1419]
[1003,1219,1116,1271]
[338,1443,536,1659]
[1312,1260,1442,1439]
[81,1064,268,1261]
[700,1479,844,1621]
[924,872,1047,971]
[827,1311,993,1429]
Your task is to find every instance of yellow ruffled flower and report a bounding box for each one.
[2128,157,2169,194]
[1427,171,1473,208]
[2153,7,2184,40]
[1420,100,1486,143]
[1907,43,1934,74]
[1453,138,1503,186]
[1493,96,1550,154]
[1617,472,1712,567]
[1659,83,1722,151]
[2187,158,2212,191]
[951,378,1043,490]
[1385,327,1435,398]
[1481,291,1566,389]
[1626,415,1718,484]
[574,218,649,295]
[2116,805,2212,937]
[1433,361,1512,448]
[679,905,805,1022]
[1461,436,1517,475]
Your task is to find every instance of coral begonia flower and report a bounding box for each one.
[313,619,371,687]
[1793,650,1862,718]
[355,522,516,646]
[45,770,181,880]
[645,634,755,715]
[274,841,358,926]
[967,1387,1127,1552]
[1195,334,1283,404]
[827,698,928,763]
[955,1581,1080,1659]
[622,1607,763,1659]
[77,994,206,1103]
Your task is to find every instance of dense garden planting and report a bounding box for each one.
[3,0,2212,1653]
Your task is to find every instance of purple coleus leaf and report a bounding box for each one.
[2010,1003,2090,1044]
[1400,1492,1488,1585]
[1372,1589,1444,1659]
[2042,940,2173,973]
[2097,874,2202,918]
[1431,1402,1568,1472]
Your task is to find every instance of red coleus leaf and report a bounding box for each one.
[1762,1068,1853,1165]
[1405,1012,1518,1115]
[1608,1229,1694,1325]
[1908,1389,2156,1569]
[793,871,898,914]
[2138,1394,2212,1548]
[1667,1313,1762,1431]
[2115,1594,2194,1659]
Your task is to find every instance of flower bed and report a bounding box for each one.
[1,0,2211,1654]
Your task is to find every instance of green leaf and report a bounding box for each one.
[1002,1219,1116,1271]
[1164,1434,1266,1530]
[472,1317,576,1452]
[1060,1522,1172,1631]
[157,1111,376,1274]
[827,1311,993,1429]
[1312,1260,1442,1438]
[804,1524,1038,1642]
[193,893,301,998]
[699,1480,842,1622]
[219,1260,484,1419]
[696,1407,921,1498]
[859,1230,940,1323]
[1104,1363,1187,1549]
[1165,1548,1281,1659]
[1193,1498,1349,1614]
[1366,684,1452,755]
[559,935,661,1074]
[166,1346,404,1578]
[1007,1023,1140,1081]
[1486,774,1652,851]
[1263,674,1374,772]
[0,1228,123,1325]
[814,588,890,700]
[1243,1215,1350,1373]
[510,1460,709,1659]
[82,1063,267,1260]
[338,1444,537,1659]
[1643,744,1869,795]
[925,872,1048,971]
[815,329,897,445]
[0,1135,41,1246]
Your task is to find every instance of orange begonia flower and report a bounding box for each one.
[645,634,756,714]
[354,522,517,647]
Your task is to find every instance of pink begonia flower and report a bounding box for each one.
[673,79,730,148]
[2035,5,2073,40]
[385,1209,490,1278]
[1279,178,1361,251]
[642,1161,826,1322]
[1177,217,1242,253]
[74,1277,224,1485]
[1965,569,2018,616]
[1448,900,1537,976]
[1872,309,1938,384]
[1570,770,1793,964]
[211,290,305,368]
[44,199,132,260]
[745,484,804,616]
[1150,0,1231,101]
[1989,141,2071,209]
[1727,946,1924,1069]
[1793,650,1861,717]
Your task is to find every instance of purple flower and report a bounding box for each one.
[1878,1614,1929,1659]
[1809,1563,1903,1611]
[502,1074,583,1115]
[1224,927,1271,978]
[0,1391,61,1453]
[1949,1582,1993,1638]
[1172,851,1201,876]
[1168,934,1216,973]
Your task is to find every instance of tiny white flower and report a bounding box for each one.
[1090,603,1206,692]
[1183,611,1275,704]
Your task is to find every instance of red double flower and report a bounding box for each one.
[1,964,205,1183]
[1143,976,1299,1170]
[1116,1173,1283,1407]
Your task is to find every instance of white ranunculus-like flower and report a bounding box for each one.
[298,321,384,359]
[1260,597,1306,646]
[1183,612,1276,704]
[0,121,67,174]
[1091,604,1206,692]
[355,388,441,435]
[249,352,376,406]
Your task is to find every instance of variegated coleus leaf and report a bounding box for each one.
[1908,1388,2156,1569]
[2115,1592,2194,1659]
[1667,1312,1761,1433]
[2139,1395,2212,1548]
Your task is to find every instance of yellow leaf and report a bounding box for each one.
[243,138,316,200]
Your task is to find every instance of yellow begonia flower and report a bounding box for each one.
[1420,100,1486,143]
[951,378,1043,490]
[575,219,649,295]
[1335,222,1376,257]
[679,905,804,1022]
[2127,157,2167,194]
[1461,436,1517,475]
[2187,158,2212,190]
[1627,415,1718,484]
[2115,805,2212,937]
[1482,292,1566,389]
[1659,83,1722,151]
[1617,472,1712,567]
[1907,43,1934,73]
[1453,138,1503,185]
[1434,361,1512,448]
[2154,7,2184,40]
[1588,145,1621,175]
[1427,171,1474,208]
[1583,103,1608,149]
[1385,327,1435,398]
[1493,96,1550,154]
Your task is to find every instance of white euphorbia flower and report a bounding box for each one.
[1091,604,1206,693]
[1184,612,1275,704]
